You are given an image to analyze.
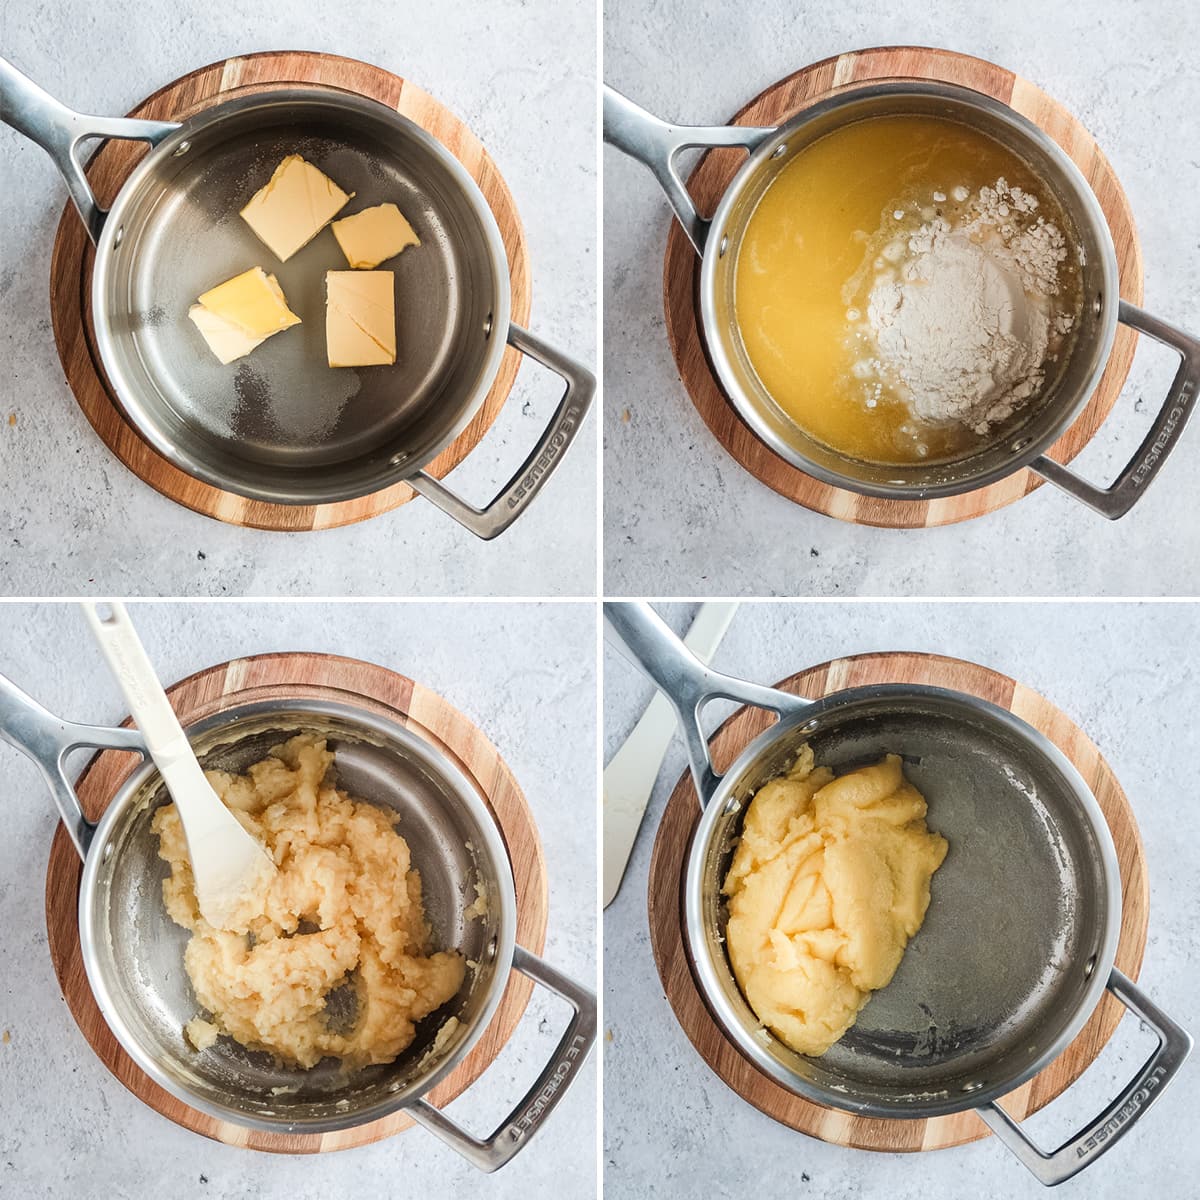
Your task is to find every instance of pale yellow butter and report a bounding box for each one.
[191,268,300,363]
[240,155,353,262]
[187,304,272,365]
[195,267,301,338]
[326,271,396,367]
[331,202,420,269]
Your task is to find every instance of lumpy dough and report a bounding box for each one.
[723,746,948,1057]
[151,734,465,1069]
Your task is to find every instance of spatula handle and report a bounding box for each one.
[79,602,193,770]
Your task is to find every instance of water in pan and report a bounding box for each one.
[116,122,479,467]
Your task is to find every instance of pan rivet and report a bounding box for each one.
[718,235,729,258]
[771,144,787,159]
[173,141,191,157]
[1093,293,1103,316]
[488,934,498,958]
[389,453,407,467]
[961,1081,983,1092]
[1012,436,1032,452]
[102,843,113,862]
[1084,953,1098,977]
[802,719,818,734]
[113,226,124,247]
[483,312,493,337]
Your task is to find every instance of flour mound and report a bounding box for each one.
[868,222,1050,433]
[856,178,1073,437]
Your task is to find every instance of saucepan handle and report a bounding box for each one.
[976,967,1193,1186]
[604,601,810,807]
[409,322,595,541]
[0,55,180,245]
[603,84,776,255]
[405,945,597,1172]
[1030,301,1200,519]
[0,672,146,859]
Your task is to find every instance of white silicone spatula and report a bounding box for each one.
[80,601,275,930]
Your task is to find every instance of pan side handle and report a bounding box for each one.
[409,322,594,540]
[0,55,179,244]
[977,968,1193,1185]
[405,946,596,1172]
[0,673,146,859]
[1030,302,1200,518]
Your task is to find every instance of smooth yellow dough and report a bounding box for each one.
[723,746,948,1057]
[152,734,465,1070]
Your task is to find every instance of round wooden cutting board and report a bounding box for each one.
[45,653,548,1154]
[663,46,1145,527]
[49,51,532,531]
[647,652,1149,1152]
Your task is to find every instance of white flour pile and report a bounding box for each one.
[852,179,1075,437]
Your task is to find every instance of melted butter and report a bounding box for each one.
[734,114,1080,466]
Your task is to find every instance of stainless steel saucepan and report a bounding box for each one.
[605,77,1200,518]
[1,56,594,538]
[0,675,596,1171]
[605,601,1190,1185]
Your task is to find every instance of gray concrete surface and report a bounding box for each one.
[603,0,1200,596]
[0,601,597,1199]
[603,601,1199,1199]
[0,0,597,597]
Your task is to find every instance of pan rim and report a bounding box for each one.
[696,79,1122,501]
[682,681,1123,1120]
[76,696,520,1135]
[90,88,514,506]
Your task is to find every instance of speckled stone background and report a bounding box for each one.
[0,0,596,598]
[0,601,597,1199]
[603,601,1198,1199]
[603,0,1200,596]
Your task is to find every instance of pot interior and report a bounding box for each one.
[81,702,513,1132]
[94,91,509,505]
[688,687,1120,1117]
[703,83,1120,498]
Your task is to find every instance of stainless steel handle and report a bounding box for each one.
[410,322,595,540]
[0,672,146,858]
[405,945,597,1172]
[977,967,1193,1186]
[1031,301,1200,519]
[0,55,179,244]
[602,84,775,255]
[604,601,809,806]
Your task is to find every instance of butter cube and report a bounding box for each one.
[188,305,271,365]
[196,267,301,338]
[240,155,353,262]
[326,271,395,367]
[331,203,420,269]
